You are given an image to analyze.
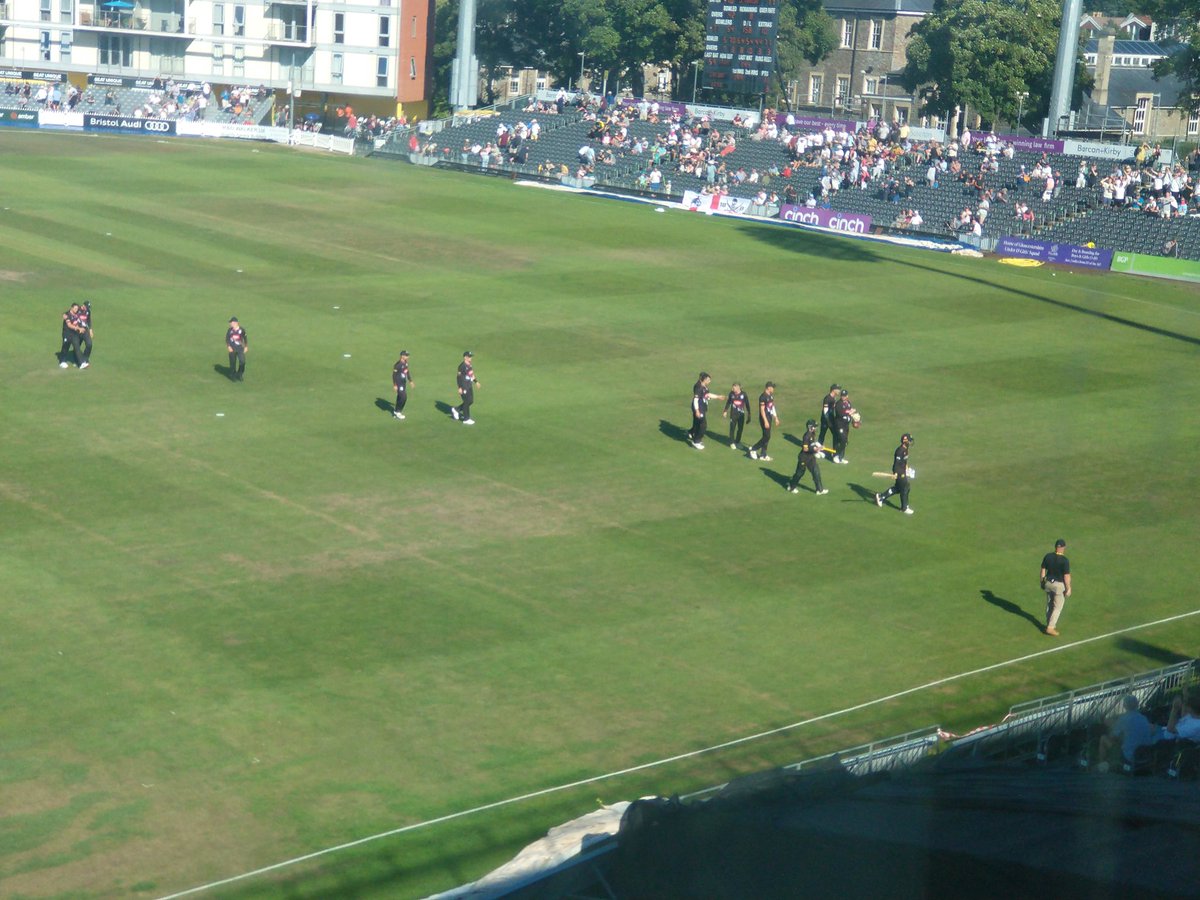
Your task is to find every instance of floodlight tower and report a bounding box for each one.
[1044,0,1084,136]
[449,0,479,111]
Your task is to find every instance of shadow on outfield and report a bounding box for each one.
[435,400,457,418]
[845,482,878,503]
[738,221,884,263]
[760,467,791,490]
[213,363,236,381]
[892,258,1200,347]
[980,589,1044,633]
[782,431,804,447]
[659,419,691,444]
[1115,636,1192,666]
[375,397,395,415]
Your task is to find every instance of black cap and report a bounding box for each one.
[400,349,409,356]
[902,432,914,443]
[840,389,848,397]
[829,383,840,392]
[1055,538,1067,548]
[806,418,817,429]
[229,316,239,322]
[463,350,473,357]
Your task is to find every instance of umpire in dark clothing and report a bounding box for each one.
[787,419,827,494]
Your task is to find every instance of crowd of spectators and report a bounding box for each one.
[1090,688,1200,777]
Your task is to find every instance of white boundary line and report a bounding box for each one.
[157,608,1200,899]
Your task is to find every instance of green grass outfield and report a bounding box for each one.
[2,131,1199,898]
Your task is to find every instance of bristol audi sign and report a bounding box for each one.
[84,114,177,136]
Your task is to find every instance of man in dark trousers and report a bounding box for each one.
[787,419,828,494]
[723,381,750,450]
[687,372,723,450]
[748,381,778,461]
[226,317,248,381]
[452,350,478,424]
[391,350,413,419]
[875,432,914,514]
[819,383,840,447]
[1040,539,1072,636]
[831,388,855,464]
[59,303,88,369]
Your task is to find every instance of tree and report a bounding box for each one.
[902,0,1068,129]
[1145,0,1200,113]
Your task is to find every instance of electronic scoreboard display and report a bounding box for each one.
[703,0,779,96]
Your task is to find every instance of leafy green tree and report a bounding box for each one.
[1145,0,1200,113]
[902,0,1070,129]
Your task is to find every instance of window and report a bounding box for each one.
[840,19,853,48]
[378,15,389,47]
[331,51,342,83]
[40,0,50,21]
[1133,95,1149,134]
[40,29,50,59]
[60,0,71,26]
[869,103,880,120]
[333,12,343,43]
[1190,111,1199,136]
[377,55,388,87]
[98,32,130,65]
[870,19,882,49]
[864,76,877,95]
[809,73,822,104]
[59,29,71,60]
[836,75,849,107]
[536,75,546,90]
[212,2,223,35]
[895,105,908,124]
[233,5,244,37]
[212,41,224,75]
[411,15,417,38]
[509,76,519,94]
[409,56,417,79]
[233,43,243,76]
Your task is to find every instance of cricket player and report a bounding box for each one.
[226,317,248,381]
[787,419,828,494]
[392,350,413,419]
[452,350,478,424]
[748,381,778,461]
[875,432,914,514]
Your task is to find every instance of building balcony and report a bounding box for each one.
[78,5,187,34]
[263,23,311,44]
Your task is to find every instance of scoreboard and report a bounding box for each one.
[703,0,779,96]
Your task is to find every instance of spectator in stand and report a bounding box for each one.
[1163,691,1200,743]
[1096,695,1157,772]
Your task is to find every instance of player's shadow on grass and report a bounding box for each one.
[374,398,395,416]
[760,467,791,490]
[659,419,691,445]
[1115,637,1191,667]
[213,363,236,381]
[980,589,1044,632]
[435,400,458,418]
[782,431,804,447]
[846,483,878,503]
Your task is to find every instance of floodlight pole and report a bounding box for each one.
[691,60,700,105]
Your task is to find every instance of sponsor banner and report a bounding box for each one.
[905,125,946,142]
[1110,250,1200,282]
[0,108,39,128]
[779,203,872,234]
[775,113,858,133]
[681,190,754,215]
[176,120,288,142]
[88,74,126,87]
[687,102,757,124]
[995,235,1112,269]
[991,133,1064,154]
[1062,139,1135,161]
[87,73,206,92]
[620,97,689,119]
[84,113,177,135]
[39,110,83,127]
[0,68,65,82]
